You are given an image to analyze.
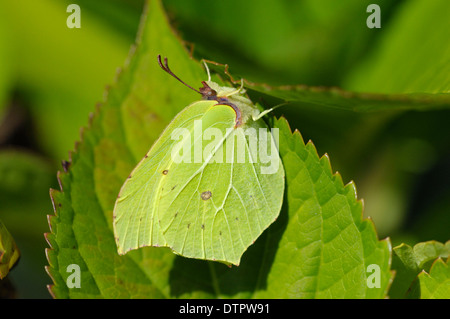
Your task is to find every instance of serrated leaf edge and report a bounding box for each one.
[274,115,394,298]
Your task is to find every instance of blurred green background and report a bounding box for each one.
[0,0,448,298]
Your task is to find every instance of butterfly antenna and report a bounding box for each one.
[157,55,201,94]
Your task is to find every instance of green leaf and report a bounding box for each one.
[2,0,133,160]
[419,258,450,299]
[0,220,20,279]
[390,241,450,298]
[164,0,399,87]
[46,0,392,298]
[253,117,392,298]
[207,61,450,113]
[344,0,450,94]
[198,0,450,114]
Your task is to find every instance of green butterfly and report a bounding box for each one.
[113,56,284,266]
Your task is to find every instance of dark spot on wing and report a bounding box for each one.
[162,169,168,175]
[201,191,212,201]
[201,224,205,230]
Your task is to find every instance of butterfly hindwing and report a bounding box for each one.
[114,98,284,265]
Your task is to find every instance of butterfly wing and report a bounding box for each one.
[113,100,217,254]
[114,101,284,266]
[158,105,284,265]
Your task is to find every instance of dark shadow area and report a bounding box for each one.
[0,91,39,152]
[380,109,450,243]
[0,277,17,299]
